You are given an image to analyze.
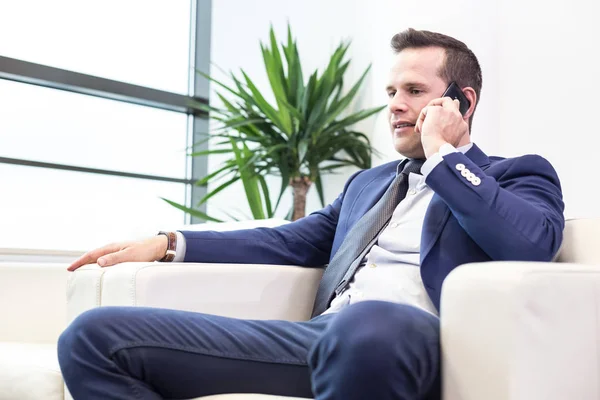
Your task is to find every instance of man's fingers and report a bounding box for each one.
[68,250,104,271]
[453,99,463,115]
[419,97,452,122]
[428,96,460,112]
[67,243,125,271]
[427,97,449,107]
[97,248,131,267]
[418,106,429,121]
[417,105,431,123]
[415,106,430,134]
[440,96,460,112]
[416,97,460,134]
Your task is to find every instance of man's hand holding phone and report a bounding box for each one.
[416,93,470,158]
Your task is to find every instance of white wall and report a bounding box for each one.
[208,0,600,220]
[494,0,600,219]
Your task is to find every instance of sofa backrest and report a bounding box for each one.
[0,263,68,343]
[556,218,600,264]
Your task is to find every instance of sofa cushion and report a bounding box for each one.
[0,342,64,400]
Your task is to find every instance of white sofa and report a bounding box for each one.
[0,263,69,399]
[0,218,599,400]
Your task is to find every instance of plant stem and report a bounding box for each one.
[290,176,312,221]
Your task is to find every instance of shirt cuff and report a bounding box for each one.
[421,143,458,178]
[173,231,187,262]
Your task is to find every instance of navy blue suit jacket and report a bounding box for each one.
[181,144,565,311]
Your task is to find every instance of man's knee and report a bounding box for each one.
[309,301,440,371]
[309,302,441,398]
[326,301,438,341]
[58,307,129,369]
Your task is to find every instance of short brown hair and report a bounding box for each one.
[391,28,482,128]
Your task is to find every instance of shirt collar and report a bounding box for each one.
[395,142,474,176]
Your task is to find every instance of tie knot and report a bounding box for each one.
[400,159,425,176]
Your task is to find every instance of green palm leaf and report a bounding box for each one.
[167,23,386,222]
[160,198,223,223]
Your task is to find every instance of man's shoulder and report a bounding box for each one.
[486,153,559,179]
[344,160,399,181]
[353,150,558,179]
[488,153,555,168]
[362,159,401,175]
[340,160,399,194]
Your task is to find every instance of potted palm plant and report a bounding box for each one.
[165,25,385,221]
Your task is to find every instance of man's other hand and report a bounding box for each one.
[67,235,169,271]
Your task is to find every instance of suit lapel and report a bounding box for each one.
[420,144,490,263]
[354,162,400,221]
[420,194,451,264]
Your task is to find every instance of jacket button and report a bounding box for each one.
[472,177,481,186]
[461,168,470,177]
[455,163,466,171]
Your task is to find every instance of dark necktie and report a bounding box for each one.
[311,158,425,317]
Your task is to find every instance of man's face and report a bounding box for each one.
[386,47,448,159]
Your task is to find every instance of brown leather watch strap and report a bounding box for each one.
[157,231,177,262]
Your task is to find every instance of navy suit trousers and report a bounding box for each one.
[57,301,440,400]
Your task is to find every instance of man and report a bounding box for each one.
[58,29,564,400]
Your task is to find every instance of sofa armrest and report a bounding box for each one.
[67,262,323,324]
[441,261,600,400]
[0,263,68,343]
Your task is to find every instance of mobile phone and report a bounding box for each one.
[441,81,470,116]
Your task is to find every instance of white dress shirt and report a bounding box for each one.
[323,143,473,316]
[173,143,474,316]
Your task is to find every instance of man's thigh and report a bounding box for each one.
[81,306,333,399]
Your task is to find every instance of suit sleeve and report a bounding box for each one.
[180,171,363,267]
[425,152,565,261]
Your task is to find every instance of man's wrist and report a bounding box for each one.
[153,235,168,261]
[157,231,177,262]
[421,143,460,178]
[424,139,449,159]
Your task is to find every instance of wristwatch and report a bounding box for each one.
[157,231,177,262]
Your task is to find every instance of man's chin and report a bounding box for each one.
[393,138,424,159]
[392,127,416,139]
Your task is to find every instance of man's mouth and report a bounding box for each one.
[392,122,416,130]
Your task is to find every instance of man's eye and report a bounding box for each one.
[387,91,396,98]
[410,89,422,95]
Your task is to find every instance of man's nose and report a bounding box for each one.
[388,95,408,114]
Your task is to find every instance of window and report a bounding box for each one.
[0,164,187,250]
[0,0,192,94]
[0,80,188,177]
[0,1,211,252]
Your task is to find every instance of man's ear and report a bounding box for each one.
[462,87,477,120]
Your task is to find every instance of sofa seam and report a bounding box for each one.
[96,270,104,307]
[130,263,158,307]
